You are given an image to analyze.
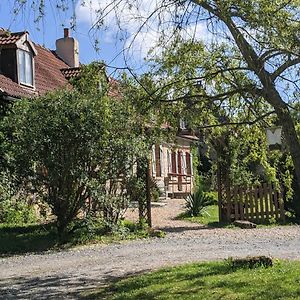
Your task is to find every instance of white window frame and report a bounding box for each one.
[152,145,156,177]
[17,49,34,87]
[190,152,193,175]
[179,119,187,129]
[167,149,172,174]
[182,152,187,175]
[159,145,164,176]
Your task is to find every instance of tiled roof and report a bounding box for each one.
[0,30,24,46]
[0,30,119,100]
[0,75,34,98]
[34,45,70,95]
[60,67,81,79]
[0,42,71,98]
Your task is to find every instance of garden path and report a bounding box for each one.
[124,198,206,232]
[1,198,300,299]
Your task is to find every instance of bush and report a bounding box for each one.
[2,64,150,240]
[0,172,37,225]
[0,200,37,225]
[185,185,215,217]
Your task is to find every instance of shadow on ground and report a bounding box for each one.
[0,223,58,257]
[81,261,300,300]
[0,269,149,300]
[81,263,236,300]
[0,273,98,300]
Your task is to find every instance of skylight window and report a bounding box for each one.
[18,49,33,86]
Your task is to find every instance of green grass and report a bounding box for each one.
[0,222,59,256]
[0,220,157,257]
[186,205,219,225]
[83,260,300,300]
[177,205,231,228]
[178,205,294,228]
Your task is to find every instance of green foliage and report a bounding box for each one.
[84,260,300,300]
[0,223,58,256]
[0,200,36,225]
[185,185,215,217]
[98,194,129,228]
[0,172,37,225]
[1,63,151,239]
[0,218,154,256]
[179,205,220,227]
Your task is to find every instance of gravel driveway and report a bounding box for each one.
[1,199,300,300]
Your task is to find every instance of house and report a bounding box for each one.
[0,28,78,106]
[151,126,198,199]
[0,28,198,199]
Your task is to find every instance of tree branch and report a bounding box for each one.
[271,58,300,81]
[197,110,275,129]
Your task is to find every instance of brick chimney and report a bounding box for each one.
[55,28,79,67]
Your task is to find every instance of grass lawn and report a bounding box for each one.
[0,220,157,257]
[178,205,227,227]
[179,205,293,228]
[83,260,300,300]
[0,223,58,256]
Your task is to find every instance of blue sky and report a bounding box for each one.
[0,1,208,76]
[0,0,131,75]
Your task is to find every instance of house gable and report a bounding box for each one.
[0,29,75,100]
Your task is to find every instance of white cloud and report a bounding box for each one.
[75,0,211,64]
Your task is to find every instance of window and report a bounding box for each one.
[182,152,187,175]
[18,49,33,86]
[171,151,177,174]
[155,144,162,177]
[159,145,164,176]
[152,145,156,176]
[186,152,192,175]
[167,149,172,174]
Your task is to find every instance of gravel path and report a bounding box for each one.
[1,199,300,300]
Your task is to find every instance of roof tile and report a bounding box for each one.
[60,67,81,80]
[0,31,24,46]
[0,43,71,98]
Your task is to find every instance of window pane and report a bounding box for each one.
[18,50,33,86]
[18,50,25,84]
[25,51,33,85]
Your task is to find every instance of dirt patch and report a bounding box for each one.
[125,198,206,232]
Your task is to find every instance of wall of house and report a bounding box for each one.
[151,138,194,199]
[0,49,18,82]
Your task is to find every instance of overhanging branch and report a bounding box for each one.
[197,110,275,129]
[271,58,300,81]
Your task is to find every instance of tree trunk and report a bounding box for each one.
[145,158,152,227]
[273,103,300,198]
[214,8,300,201]
[57,219,69,243]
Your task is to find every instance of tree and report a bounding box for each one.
[91,0,300,194]
[1,64,150,239]
[7,1,300,199]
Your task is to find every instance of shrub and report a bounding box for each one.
[0,172,37,225]
[185,185,215,217]
[2,64,150,241]
[0,200,37,225]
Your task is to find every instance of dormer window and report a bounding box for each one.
[18,49,33,86]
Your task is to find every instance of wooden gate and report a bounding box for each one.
[220,183,285,223]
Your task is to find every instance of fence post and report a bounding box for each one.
[259,185,264,223]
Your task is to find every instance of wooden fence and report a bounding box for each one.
[220,183,285,223]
